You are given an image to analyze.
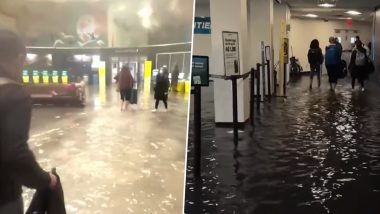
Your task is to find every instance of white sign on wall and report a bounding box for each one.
[222,31,240,76]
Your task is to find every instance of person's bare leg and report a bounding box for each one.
[125,101,129,110]
[120,101,124,111]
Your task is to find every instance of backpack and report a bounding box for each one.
[325,45,339,65]
[308,48,322,65]
[355,50,367,66]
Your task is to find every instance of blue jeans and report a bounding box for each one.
[0,197,23,214]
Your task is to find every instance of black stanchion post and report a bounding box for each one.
[193,86,202,177]
[231,75,239,145]
[256,63,261,110]
[266,60,271,102]
[284,64,287,97]
[250,68,255,126]
[273,68,277,95]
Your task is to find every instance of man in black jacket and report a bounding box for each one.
[0,30,57,213]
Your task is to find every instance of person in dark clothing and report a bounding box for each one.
[308,39,324,89]
[325,37,342,91]
[349,40,369,92]
[368,41,372,57]
[114,66,134,111]
[152,67,170,112]
[0,30,57,213]
[334,37,343,57]
[171,64,179,92]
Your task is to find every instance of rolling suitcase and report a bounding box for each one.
[130,89,138,104]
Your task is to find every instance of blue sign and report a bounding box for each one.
[192,55,209,86]
[194,17,211,34]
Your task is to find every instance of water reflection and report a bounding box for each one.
[185,78,380,213]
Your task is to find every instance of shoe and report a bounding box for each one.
[152,109,157,112]
[361,88,365,92]
[163,109,168,113]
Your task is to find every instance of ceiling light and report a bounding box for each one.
[318,0,337,8]
[345,10,362,15]
[305,14,318,18]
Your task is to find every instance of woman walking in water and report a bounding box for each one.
[325,37,342,91]
[349,40,370,92]
[115,66,134,111]
[153,67,170,112]
[307,39,324,89]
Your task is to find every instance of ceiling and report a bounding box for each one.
[286,0,379,21]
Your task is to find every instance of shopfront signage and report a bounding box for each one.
[194,17,211,34]
[222,31,240,76]
[192,55,209,86]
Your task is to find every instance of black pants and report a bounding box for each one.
[352,77,364,88]
[155,98,168,109]
[326,64,339,84]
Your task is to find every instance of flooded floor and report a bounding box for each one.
[185,76,380,214]
[23,87,189,214]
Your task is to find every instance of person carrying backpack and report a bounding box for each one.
[349,40,370,91]
[325,37,342,91]
[308,39,324,89]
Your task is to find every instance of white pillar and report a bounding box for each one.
[210,0,250,123]
[249,0,274,98]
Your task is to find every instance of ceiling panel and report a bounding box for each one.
[286,0,379,21]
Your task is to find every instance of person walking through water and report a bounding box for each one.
[308,39,324,89]
[349,40,370,92]
[325,37,342,91]
[171,64,179,92]
[0,29,57,214]
[115,66,134,111]
[153,67,170,112]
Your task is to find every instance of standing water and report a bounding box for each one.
[185,77,380,214]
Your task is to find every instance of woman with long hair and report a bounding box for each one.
[307,39,324,89]
[115,66,134,111]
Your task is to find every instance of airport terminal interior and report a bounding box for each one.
[187,0,380,213]
[0,0,193,213]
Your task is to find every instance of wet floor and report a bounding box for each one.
[23,86,189,214]
[185,75,380,214]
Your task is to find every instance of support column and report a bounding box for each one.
[274,3,291,94]
[249,0,274,98]
[210,0,250,124]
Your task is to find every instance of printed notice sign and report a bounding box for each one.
[222,31,240,76]
[192,55,209,86]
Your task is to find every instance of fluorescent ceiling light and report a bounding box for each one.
[318,0,337,8]
[305,14,318,18]
[345,10,362,15]
[318,3,336,8]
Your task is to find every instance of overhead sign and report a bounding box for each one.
[222,31,240,76]
[194,17,211,34]
[192,55,209,86]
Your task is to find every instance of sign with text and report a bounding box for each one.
[282,37,289,64]
[222,31,240,76]
[192,55,209,86]
[194,17,211,34]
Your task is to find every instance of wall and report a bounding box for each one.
[290,18,372,72]
[0,12,17,32]
[192,2,211,56]
[108,0,194,47]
